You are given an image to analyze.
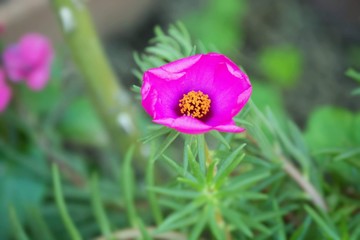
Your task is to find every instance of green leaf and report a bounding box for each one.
[250,82,285,117]
[168,22,192,55]
[9,207,30,240]
[146,150,163,224]
[157,198,183,212]
[27,207,56,240]
[214,144,246,187]
[354,113,360,144]
[90,174,113,240]
[153,131,180,161]
[52,165,82,240]
[304,205,340,240]
[208,206,226,240]
[252,209,289,223]
[146,45,182,62]
[140,126,170,143]
[0,162,45,240]
[255,225,281,240]
[266,109,311,173]
[334,148,360,161]
[345,68,360,83]
[121,146,138,227]
[210,131,231,149]
[273,201,286,240]
[156,201,202,233]
[0,140,49,179]
[206,159,219,184]
[158,214,198,235]
[136,218,152,240]
[58,97,107,146]
[177,177,203,190]
[189,208,209,240]
[162,155,197,183]
[259,45,303,87]
[148,187,199,199]
[287,120,309,155]
[351,88,360,95]
[247,220,272,236]
[289,216,312,240]
[252,171,284,192]
[350,216,360,240]
[186,145,206,184]
[134,22,194,77]
[221,206,253,237]
[183,136,192,174]
[305,107,358,149]
[184,0,247,52]
[197,134,206,174]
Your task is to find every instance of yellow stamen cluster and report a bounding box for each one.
[179,90,211,119]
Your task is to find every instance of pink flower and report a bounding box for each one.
[2,33,53,90]
[141,53,252,134]
[0,69,12,112]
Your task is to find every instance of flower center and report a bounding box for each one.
[179,90,211,119]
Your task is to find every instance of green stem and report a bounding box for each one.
[200,137,232,240]
[52,164,82,240]
[281,156,328,211]
[197,134,206,173]
[146,151,163,224]
[50,0,139,156]
[121,146,137,227]
[9,207,30,240]
[90,174,114,240]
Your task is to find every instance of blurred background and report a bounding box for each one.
[1,0,359,124]
[0,0,359,239]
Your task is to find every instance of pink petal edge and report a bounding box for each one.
[154,117,245,134]
[26,64,51,91]
[0,85,12,112]
[154,117,212,134]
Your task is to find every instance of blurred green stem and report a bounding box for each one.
[281,155,328,211]
[51,0,139,156]
[53,164,82,240]
[146,144,163,224]
[91,174,114,240]
[9,207,30,240]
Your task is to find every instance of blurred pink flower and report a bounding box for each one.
[2,33,53,90]
[141,53,252,134]
[0,69,12,112]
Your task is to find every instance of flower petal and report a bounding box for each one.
[0,70,12,112]
[19,33,53,67]
[154,117,212,134]
[178,53,238,93]
[159,54,202,73]
[2,33,53,89]
[2,45,24,82]
[0,69,12,112]
[213,120,245,133]
[0,85,12,112]
[141,52,252,134]
[207,62,252,124]
[26,63,51,90]
[0,69,6,87]
[142,71,185,119]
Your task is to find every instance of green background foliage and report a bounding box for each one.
[1,0,359,239]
